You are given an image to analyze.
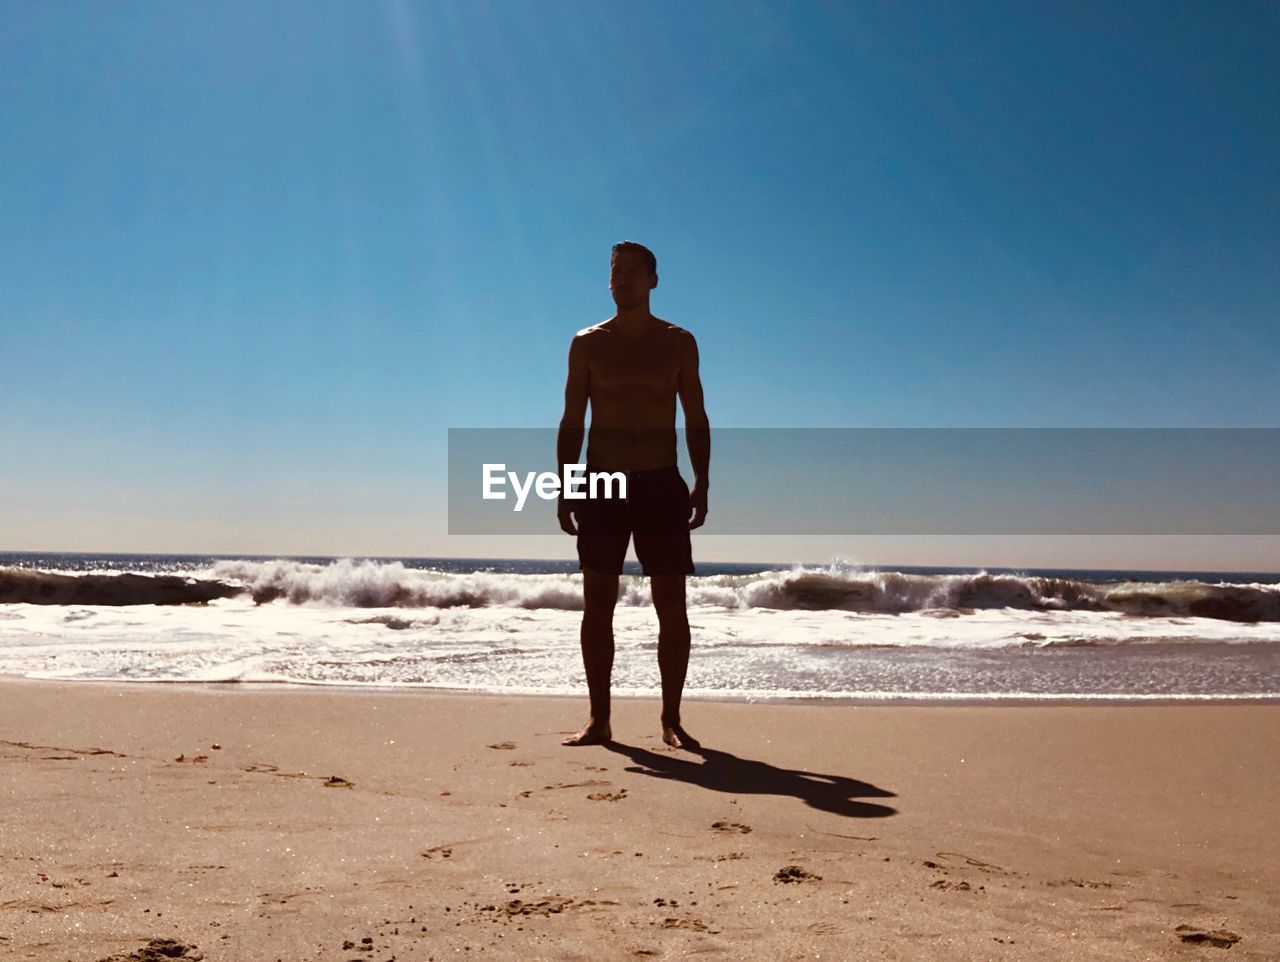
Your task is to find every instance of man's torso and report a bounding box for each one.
[579,317,689,472]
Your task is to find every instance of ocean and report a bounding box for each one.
[2,552,1278,702]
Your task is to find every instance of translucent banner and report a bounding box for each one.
[447,428,1280,535]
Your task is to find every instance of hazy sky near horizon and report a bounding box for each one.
[3,1,1279,570]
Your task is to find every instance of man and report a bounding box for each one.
[557,241,710,750]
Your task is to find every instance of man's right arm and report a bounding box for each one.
[556,334,589,535]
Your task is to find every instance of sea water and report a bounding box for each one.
[1,552,1278,701]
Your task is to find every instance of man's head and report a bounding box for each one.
[610,241,658,309]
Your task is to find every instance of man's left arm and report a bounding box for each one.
[677,332,710,530]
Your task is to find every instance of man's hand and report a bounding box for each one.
[558,498,579,536]
[688,483,708,530]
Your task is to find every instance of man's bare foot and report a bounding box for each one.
[562,721,612,746]
[662,723,700,750]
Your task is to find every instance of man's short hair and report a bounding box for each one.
[611,240,657,276]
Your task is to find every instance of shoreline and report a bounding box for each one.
[2,679,1276,960]
[2,673,1278,707]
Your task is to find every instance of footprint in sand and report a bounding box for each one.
[658,917,717,933]
[500,896,575,917]
[773,865,821,884]
[95,938,203,961]
[1048,878,1114,889]
[520,780,611,798]
[711,820,751,834]
[487,742,517,750]
[587,789,627,802]
[933,851,1006,874]
[1175,925,1240,948]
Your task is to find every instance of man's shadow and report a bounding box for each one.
[604,742,896,819]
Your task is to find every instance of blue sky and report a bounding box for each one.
[2,1,1278,569]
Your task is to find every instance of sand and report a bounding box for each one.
[1,680,1276,960]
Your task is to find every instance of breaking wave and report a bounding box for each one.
[4,559,1279,623]
[718,569,1280,622]
[0,569,241,606]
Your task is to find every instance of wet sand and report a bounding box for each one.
[1,679,1276,960]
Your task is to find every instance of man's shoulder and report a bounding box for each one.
[571,317,697,347]
[648,317,697,346]
[572,320,613,341]
[655,320,698,359]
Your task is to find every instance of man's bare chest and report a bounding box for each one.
[588,339,681,390]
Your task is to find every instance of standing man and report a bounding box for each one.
[557,241,710,749]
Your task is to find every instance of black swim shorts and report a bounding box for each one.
[575,465,695,576]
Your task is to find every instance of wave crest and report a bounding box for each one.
[5,560,1278,623]
[0,569,241,606]
[207,558,586,610]
[693,568,1280,622]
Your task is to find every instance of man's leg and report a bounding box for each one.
[562,569,618,746]
[651,573,699,749]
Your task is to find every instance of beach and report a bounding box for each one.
[8,3,1280,960]
[2,680,1276,961]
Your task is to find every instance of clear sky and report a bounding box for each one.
[3,1,1278,571]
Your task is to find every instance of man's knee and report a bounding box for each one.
[650,574,686,607]
[650,575,689,632]
[583,570,620,617]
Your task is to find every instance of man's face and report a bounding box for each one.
[609,250,656,308]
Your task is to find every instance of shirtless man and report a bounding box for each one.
[557,241,710,749]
